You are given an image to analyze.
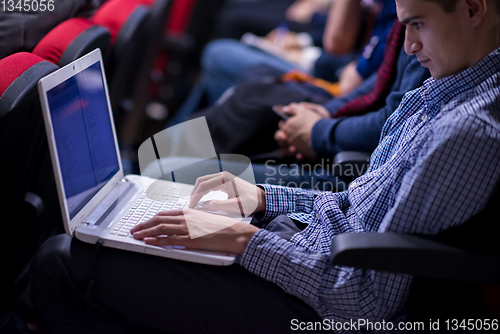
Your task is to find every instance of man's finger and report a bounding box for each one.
[201,198,241,214]
[191,172,224,197]
[132,223,189,239]
[156,209,184,217]
[130,215,163,233]
[130,213,183,233]
[189,174,233,208]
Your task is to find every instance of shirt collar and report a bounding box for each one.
[420,47,500,108]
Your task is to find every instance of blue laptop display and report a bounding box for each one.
[46,62,119,219]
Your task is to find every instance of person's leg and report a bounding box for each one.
[202,39,302,104]
[170,39,302,124]
[30,234,322,334]
[192,82,311,158]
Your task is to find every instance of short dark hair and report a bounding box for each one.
[422,0,459,12]
[423,0,500,14]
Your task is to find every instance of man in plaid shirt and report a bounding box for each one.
[31,0,500,332]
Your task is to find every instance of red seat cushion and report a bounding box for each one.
[0,53,45,98]
[92,0,144,45]
[32,18,94,65]
[139,0,154,6]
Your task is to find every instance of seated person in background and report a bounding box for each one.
[263,37,431,190]
[143,20,429,192]
[174,34,429,191]
[0,0,104,59]
[212,0,395,99]
[188,19,429,191]
[30,0,500,332]
[170,0,397,125]
[214,0,332,41]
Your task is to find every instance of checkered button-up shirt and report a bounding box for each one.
[240,48,500,329]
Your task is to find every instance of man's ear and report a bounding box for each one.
[464,0,487,27]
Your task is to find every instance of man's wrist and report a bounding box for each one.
[234,224,260,256]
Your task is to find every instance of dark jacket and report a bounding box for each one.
[311,49,431,155]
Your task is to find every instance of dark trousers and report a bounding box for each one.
[30,217,322,334]
[193,81,330,159]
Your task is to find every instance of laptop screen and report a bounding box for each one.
[47,62,119,219]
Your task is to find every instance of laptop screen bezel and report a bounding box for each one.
[38,48,124,237]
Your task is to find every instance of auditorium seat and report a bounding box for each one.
[118,0,172,150]
[91,0,150,129]
[330,187,500,326]
[32,17,111,67]
[0,53,59,314]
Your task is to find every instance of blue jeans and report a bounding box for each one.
[201,39,302,102]
[168,39,302,126]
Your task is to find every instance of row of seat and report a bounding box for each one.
[0,0,181,316]
[31,0,169,137]
[1,0,499,328]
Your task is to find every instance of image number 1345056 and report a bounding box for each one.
[1,0,54,11]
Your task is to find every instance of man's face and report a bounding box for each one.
[396,0,474,79]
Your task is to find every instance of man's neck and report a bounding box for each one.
[469,16,500,68]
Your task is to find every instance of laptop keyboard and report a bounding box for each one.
[110,183,191,238]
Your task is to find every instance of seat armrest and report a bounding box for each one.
[23,192,44,218]
[330,233,500,284]
[333,151,370,180]
[333,151,371,164]
[0,61,57,118]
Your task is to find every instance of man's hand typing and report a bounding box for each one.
[130,209,259,256]
[131,172,266,255]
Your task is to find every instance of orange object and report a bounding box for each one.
[281,69,341,97]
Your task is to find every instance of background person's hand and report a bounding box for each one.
[274,102,330,160]
[264,29,303,51]
[286,0,329,24]
[188,171,266,218]
[130,209,259,255]
[275,121,296,156]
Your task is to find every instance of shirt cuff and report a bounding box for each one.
[311,118,342,156]
[240,229,295,284]
[257,184,319,222]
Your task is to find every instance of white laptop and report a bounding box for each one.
[38,49,243,266]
